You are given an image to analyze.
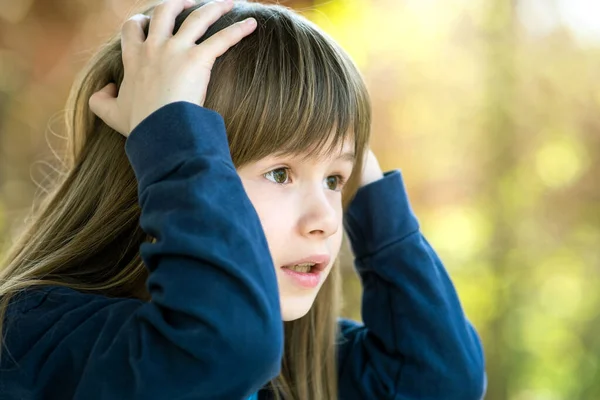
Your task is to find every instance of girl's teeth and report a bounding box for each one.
[286,263,315,273]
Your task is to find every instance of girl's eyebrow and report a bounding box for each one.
[336,151,356,164]
[270,150,355,165]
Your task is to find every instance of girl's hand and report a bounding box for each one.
[88,0,257,137]
[360,149,384,187]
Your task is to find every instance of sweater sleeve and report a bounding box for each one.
[2,102,283,400]
[337,170,486,400]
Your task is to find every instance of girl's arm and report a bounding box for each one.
[3,102,283,399]
[337,170,486,400]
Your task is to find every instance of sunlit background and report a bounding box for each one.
[1,0,599,399]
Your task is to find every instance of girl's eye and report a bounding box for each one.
[264,168,290,184]
[324,175,346,192]
[264,168,346,191]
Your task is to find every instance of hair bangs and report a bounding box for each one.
[261,22,362,160]
[206,4,371,167]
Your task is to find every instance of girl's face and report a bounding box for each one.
[237,138,355,321]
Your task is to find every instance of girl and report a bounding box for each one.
[0,0,486,399]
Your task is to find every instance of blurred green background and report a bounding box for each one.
[1,0,598,399]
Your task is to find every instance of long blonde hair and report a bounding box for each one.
[0,1,371,398]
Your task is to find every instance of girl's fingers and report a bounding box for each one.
[89,83,123,135]
[193,18,257,61]
[121,14,150,66]
[175,0,234,44]
[147,0,196,42]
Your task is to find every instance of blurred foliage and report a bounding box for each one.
[1,0,599,399]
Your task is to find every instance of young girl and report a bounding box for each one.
[0,0,485,399]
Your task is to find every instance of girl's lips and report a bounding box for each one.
[281,254,331,272]
[280,266,322,288]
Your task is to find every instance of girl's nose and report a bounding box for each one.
[298,190,339,239]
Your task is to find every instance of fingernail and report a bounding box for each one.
[244,18,256,26]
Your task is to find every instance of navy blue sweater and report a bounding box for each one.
[1,102,485,399]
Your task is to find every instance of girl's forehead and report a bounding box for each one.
[238,135,357,172]
[279,137,355,163]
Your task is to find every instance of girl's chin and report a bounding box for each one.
[279,294,318,321]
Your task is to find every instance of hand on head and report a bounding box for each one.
[88,0,257,137]
[360,149,384,187]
